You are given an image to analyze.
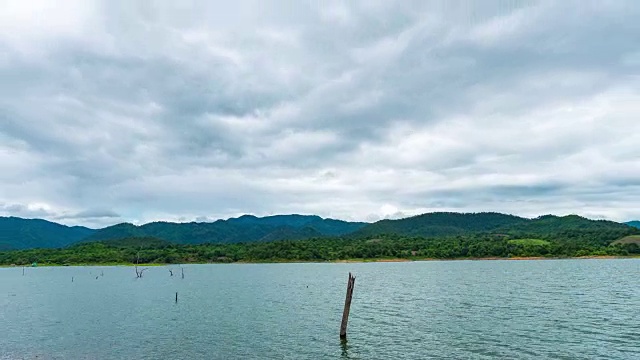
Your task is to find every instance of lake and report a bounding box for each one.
[1,259,639,359]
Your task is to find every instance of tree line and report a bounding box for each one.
[1,228,638,265]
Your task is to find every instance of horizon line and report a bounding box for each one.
[1,211,637,230]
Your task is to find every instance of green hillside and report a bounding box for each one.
[352,213,634,241]
[84,214,365,245]
[507,239,550,246]
[612,235,640,245]
[0,217,95,250]
[98,237,174,249]
[351,212,528,238]
[509,215,630,233]
[3,229,639,266]
[1,212,636,252]
[625,221,640,229]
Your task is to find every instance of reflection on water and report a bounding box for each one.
[1,259,640,359]
[340,338,351,359]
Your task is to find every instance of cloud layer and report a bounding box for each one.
[1,0,639,227]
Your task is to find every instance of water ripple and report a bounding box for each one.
[1,260,639,359]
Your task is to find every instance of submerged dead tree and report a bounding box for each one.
[134,252,147,278]
[340,272,356,340]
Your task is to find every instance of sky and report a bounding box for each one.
[1,0,639,228]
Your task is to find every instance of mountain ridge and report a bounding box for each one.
[352,212,633,239]
[0,217,95,250]
[1,212,637,250]
[85,214,366,245]
[0,214,366,249]
[625,221,640,229]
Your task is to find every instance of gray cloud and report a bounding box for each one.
[0,202,55,219]
[0,0,639,227]
[55,209,121,220]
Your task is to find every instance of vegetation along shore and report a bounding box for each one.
[1,212,639,266]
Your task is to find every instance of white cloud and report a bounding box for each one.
[0,0,639,227]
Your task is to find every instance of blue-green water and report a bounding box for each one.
[1,259,639,359]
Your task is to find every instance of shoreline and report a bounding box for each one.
[331,255,637,263]
[2,255,638,268]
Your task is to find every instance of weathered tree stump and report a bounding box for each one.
[134,252,147,278]
[340,272,356,340]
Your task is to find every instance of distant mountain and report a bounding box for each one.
[2,212,636,251]
[510,215,631,233]
[228,214,323,227]
[84,214,366,245]
[0,217,95,250]
[351,212,635,238]
[351,212,528,238]
[254,226,323,243]
[625,221,640,229]
[227,214,366,236]
[84,223,147,240]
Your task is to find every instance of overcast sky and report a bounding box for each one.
[1,1,639,228]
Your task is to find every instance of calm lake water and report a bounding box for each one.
[1,259,639,359]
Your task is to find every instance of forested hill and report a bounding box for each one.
[227,215,366,236]
[626,221,640,229]
[0,217,95,250]
[350,212,634,238]
[0,214,366,250]
[83,215,366,245]
[1,212,637,251]
[510,215,632,234]
[89,212,635,247]
[350,212,527,238]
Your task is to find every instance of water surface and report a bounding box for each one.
[1,259,639,359]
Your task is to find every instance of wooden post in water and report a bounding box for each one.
[175,292,178,303]
[339,272,356,340]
